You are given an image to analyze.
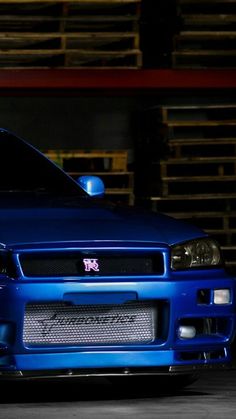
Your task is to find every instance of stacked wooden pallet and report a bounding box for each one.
[149,104,236,271]
[44,149,134,205]
[0,0,142,68]
[173,0,236,68]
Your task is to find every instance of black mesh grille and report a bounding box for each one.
[19,251,164,277]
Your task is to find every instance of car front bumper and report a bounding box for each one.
[0,273,235,377]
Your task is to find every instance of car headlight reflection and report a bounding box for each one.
[171,238,222,270]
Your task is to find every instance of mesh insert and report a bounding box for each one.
[19,252,164,277]
[23,302,157,346]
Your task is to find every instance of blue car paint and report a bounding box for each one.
[0,274,234,371]
[0,207,206,247]
[0,128,234,379]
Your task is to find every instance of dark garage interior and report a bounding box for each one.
[0,0,236,274]
[0,0,236,419]
[0,0,236,410]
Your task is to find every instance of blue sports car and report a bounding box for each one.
[0,128,235,388]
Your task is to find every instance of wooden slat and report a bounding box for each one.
[160,156,236,163]
[150,193,236,200]
[173,50,236,56]
[44,149,128,157]
[182,14,236,24]
[166,120,236,127]
[0,15,138,22]
[162,211,236,218]
[169,138,236,144]
[177,31,236,39]
[162,104,236,110]
[68,171,133,175]
[0,49,63,55]
[203,228,236,234]
[0,48,140,55]
[105,188,133,194]
[0,32,137,38]
[162,175,236,181]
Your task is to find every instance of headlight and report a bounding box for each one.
[171,238,222,270]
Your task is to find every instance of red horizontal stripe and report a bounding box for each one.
[0,69,236,90]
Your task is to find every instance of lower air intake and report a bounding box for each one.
[23,302,157,346]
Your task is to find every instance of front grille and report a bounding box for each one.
[23,302,157,346]
[19,251,164,277]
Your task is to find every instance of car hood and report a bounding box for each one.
[0,204,206,249]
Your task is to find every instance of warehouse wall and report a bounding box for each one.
[0,94,142,150]
[1,89,235,152]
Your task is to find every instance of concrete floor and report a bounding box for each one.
[0,369,236,419]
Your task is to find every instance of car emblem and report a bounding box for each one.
[83,258,100,272]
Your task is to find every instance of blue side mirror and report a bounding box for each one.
[77,175,105,198]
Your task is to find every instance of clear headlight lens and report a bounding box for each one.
[171,238,222,270]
